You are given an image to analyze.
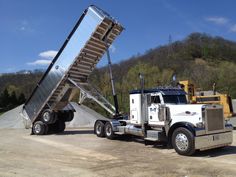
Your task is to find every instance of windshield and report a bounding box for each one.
[163,95,187,104]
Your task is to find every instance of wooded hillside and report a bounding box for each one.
[1,33,236,113]
[90,33,236,112]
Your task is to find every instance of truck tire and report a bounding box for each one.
[41,109,57,124]
[52,120,66,133]
[56,120,66,133]
[172,127,195,156]
[64,111,74,122]
[94,121,105,137]
[44,124,49,135]
[33,121,47,135]
[105,122,115,139]
[57,111,74,122]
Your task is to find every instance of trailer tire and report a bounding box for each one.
[33,121,46,135]
[105,122,115,139]
[56,120,66,133]
[172,127,195,156]
[44,124,49,135]
[54,120,66,133]
[41,109,57,124]
[64,111,74,122]
[58,111,74,122]
[95,121,105,137]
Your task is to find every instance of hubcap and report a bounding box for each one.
[43,112,50,122]
[106,125,112,136]
[35,124,41,134]
[96,124,101,134]
[175,133,189,151]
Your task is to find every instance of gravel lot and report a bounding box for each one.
[0,128,235,177]
[0,101,235,176]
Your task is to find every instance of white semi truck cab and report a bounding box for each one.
[94,87,233,156]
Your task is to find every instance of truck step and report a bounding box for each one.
[144,137,159,142]
[114,132,125,135]
[146,130,166,142]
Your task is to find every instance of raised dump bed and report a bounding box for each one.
[21,5,123,135]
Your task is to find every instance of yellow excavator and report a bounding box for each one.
[178,80,235,119]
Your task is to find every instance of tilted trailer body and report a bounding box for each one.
[21,5,123,134]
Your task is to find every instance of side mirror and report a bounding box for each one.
[158,104,171,122]
[147,94,151,106]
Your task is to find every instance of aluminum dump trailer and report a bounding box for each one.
[21,5,123,134]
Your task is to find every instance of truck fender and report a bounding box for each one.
[167,122,195,146]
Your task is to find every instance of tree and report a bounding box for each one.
[216,61,236,97]
[0,88,10,108]
[18,93,26,104]
[9,91,18,107]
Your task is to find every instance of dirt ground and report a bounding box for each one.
[0,128,236,177]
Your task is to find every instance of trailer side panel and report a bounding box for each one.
[24,6,123,123]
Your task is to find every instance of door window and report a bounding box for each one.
[151,96,160,104]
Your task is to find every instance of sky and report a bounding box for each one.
[0,0,236,73]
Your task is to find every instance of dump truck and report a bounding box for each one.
[21,5,233,156]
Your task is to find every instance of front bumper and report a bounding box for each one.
[195,131,233,151]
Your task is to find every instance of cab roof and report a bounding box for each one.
[129,87,186,95]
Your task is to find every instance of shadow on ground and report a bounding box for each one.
[55,129,236,157]
[56,129,94,135]
[193,146,236,157]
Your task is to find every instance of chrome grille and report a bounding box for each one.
[206,107,224,132]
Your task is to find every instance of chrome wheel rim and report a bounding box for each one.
[106,125,112,136]
[175,133,189,151]
[35,124,41,134]
[43,112,50,122]
[96,124,102,135]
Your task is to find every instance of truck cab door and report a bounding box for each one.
[148,104,159,124]
[148,93,165,126]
